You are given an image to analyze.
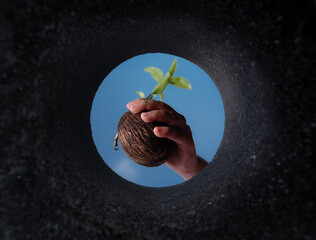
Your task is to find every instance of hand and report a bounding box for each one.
[127,99,207,180]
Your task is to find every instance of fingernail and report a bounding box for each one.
[141,112,148,119]
[154,127,162,136]
[129,103,137,110]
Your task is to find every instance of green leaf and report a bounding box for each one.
[151,72,170,95]
[169,76,192,90]
[136,91,145,98]
[168,57,177,76]
[151,81,167,95]
[144,67,164,82]
[159,93,164,101]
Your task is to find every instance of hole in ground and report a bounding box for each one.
[90,53,225,187]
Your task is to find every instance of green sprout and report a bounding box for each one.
[136,57,192,101]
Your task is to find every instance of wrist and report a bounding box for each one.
[178,155,208,180]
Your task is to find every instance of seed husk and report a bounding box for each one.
[116,111,176,167]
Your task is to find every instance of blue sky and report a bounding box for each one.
[90,53,225,187]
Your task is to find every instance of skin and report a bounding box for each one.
[127,99,208,180]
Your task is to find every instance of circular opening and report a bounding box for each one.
[90,53,225,187]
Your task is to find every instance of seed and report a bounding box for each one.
[116,111,176,167]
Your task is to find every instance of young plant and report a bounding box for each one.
[114,57,192,167]
[136,57,192,101]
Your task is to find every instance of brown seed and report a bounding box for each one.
[117,111,176,167]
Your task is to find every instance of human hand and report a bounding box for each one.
[127,99,207,180]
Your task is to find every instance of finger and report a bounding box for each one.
[154,126,194,150]
[141,110,186,128]
[126,98,174,113]
[178,113,187,123]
